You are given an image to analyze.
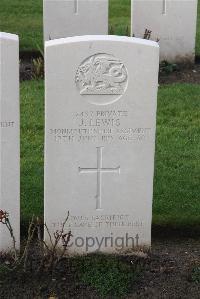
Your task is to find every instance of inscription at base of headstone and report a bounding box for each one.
[131,0,198,63]
[45,35,159,254]
[43,0,108,41]
[0,32,20,251]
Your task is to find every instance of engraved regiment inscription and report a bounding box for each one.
[49,109,152,144]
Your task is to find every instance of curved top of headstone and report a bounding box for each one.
[0,32,18,41]
[45,35,159,49]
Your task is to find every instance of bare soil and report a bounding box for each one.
[127,237,200,299]
[159,63,200,85]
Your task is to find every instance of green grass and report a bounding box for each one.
[0,0,200,55]
[20,80,200,228]
[109,0,131,36]
[0,0,43,52]
[74,254,138,297]
[154,83,200,228]
[21,80,44,222]
[191,266,200,283]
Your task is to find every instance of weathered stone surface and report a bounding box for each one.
[44,0,108,41]
[0,32,20,252]
[131,0,198,63]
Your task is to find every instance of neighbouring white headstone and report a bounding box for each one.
[45,35,159,254]
[131,0,198,63]
[43,0,108,41]
[0,33,20,251]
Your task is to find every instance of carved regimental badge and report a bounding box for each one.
[75,53,128,105]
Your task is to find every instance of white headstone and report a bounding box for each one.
[45,35,159,254]
[43,0,108,41]
[131,0,198,63]
[0,33,20,251]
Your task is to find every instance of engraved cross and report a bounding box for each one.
[79,147,120,210]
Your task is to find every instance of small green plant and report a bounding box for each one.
[160,60,178,74]
[0,263,12,277]
[77,254,139,297]
[32,57,44,80]
[32,43,44,80]
[109,25,130,36]
[109,25,115,35]
[191,266,200,283]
